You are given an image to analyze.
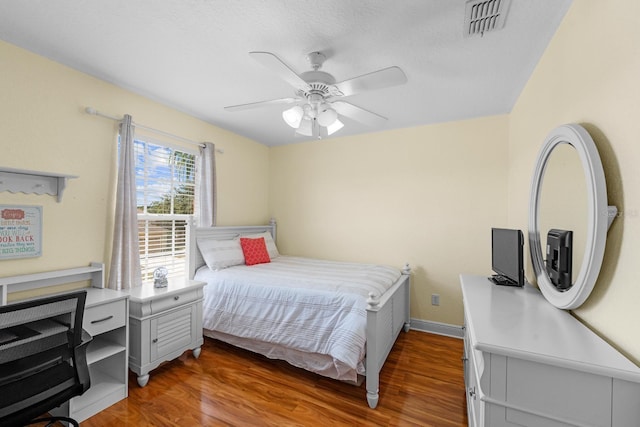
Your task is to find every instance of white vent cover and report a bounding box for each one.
[464,0,512,37]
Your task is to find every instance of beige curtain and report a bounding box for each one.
[196,142,217,227]
[108,114,142,290]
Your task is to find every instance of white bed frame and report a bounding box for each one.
[186,220,411,409]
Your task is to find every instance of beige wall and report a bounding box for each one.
[508,0,640,363]
[4,0,638,365]
[2,34,509,326]
[270,116,509,325]
[0,40,270,283]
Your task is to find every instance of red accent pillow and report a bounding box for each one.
[240,237,271,266]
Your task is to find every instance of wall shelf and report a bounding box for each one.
[0,167,78,202]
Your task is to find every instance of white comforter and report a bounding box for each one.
[195,256,401,381]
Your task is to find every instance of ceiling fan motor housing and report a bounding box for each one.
[299,71,336,98]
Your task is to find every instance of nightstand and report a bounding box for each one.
[126,278,205,387]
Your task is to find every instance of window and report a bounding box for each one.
[134,137,196,280]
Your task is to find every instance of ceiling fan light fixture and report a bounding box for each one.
[295,117,313,136]
[326,118,344,135]
[318,106,338,127]
[283,105,303,128]
[303,103,317,119]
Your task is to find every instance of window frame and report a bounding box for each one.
[132,135,198,281]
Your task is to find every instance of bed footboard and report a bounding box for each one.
[365,263,411,408]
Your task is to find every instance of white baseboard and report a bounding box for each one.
[410,318,464,339]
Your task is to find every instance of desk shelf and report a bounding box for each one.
[0,263,104,305]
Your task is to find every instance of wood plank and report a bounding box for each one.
[77,331,467,426]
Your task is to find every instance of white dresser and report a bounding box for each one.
[461,274,640,427]
[127,278,205,387]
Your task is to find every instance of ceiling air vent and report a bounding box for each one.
[464,0,511,37]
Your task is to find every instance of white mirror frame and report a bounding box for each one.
[529,124,615,309]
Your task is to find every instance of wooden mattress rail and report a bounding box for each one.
[185,220,411,409]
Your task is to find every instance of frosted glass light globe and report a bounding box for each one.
[318,107,338,127]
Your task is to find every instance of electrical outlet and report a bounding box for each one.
[431,294,440,306]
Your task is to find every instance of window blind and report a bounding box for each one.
[134,139,196,280]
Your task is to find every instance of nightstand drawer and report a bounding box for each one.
[150,288,200,314]
[84,299,127,336]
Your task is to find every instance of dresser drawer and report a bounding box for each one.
[150,288,199,314]
[84,299,127,336]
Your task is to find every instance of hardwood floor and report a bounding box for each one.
[81,331,467,426]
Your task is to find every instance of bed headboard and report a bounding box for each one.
[186,219,277,279]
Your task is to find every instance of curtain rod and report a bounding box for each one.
[84,107,224,154]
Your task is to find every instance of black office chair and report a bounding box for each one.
[0,291,91,427]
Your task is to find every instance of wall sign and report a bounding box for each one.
[0,205,42,260]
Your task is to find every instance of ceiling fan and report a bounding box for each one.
[225,51,408,138]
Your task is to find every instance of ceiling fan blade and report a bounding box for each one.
[249,51,311,93]
[224,97,298,112]
[332,101,387,127]
[333,66,407,97]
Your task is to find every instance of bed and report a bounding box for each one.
[186,221,411,408]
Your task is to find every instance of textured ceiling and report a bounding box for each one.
[0,0,573,146]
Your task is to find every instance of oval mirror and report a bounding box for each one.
[529,124,615,309]
[538,143,588,288]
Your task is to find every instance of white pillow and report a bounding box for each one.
[244,231,279,259]
[197,237,245,270]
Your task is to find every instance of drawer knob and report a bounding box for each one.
[174,296,180,301]
[152,338,158,343]
[91,315,114,324]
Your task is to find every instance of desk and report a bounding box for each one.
[1,264,129,423]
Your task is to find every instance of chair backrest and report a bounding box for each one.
[0,291,89,426]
